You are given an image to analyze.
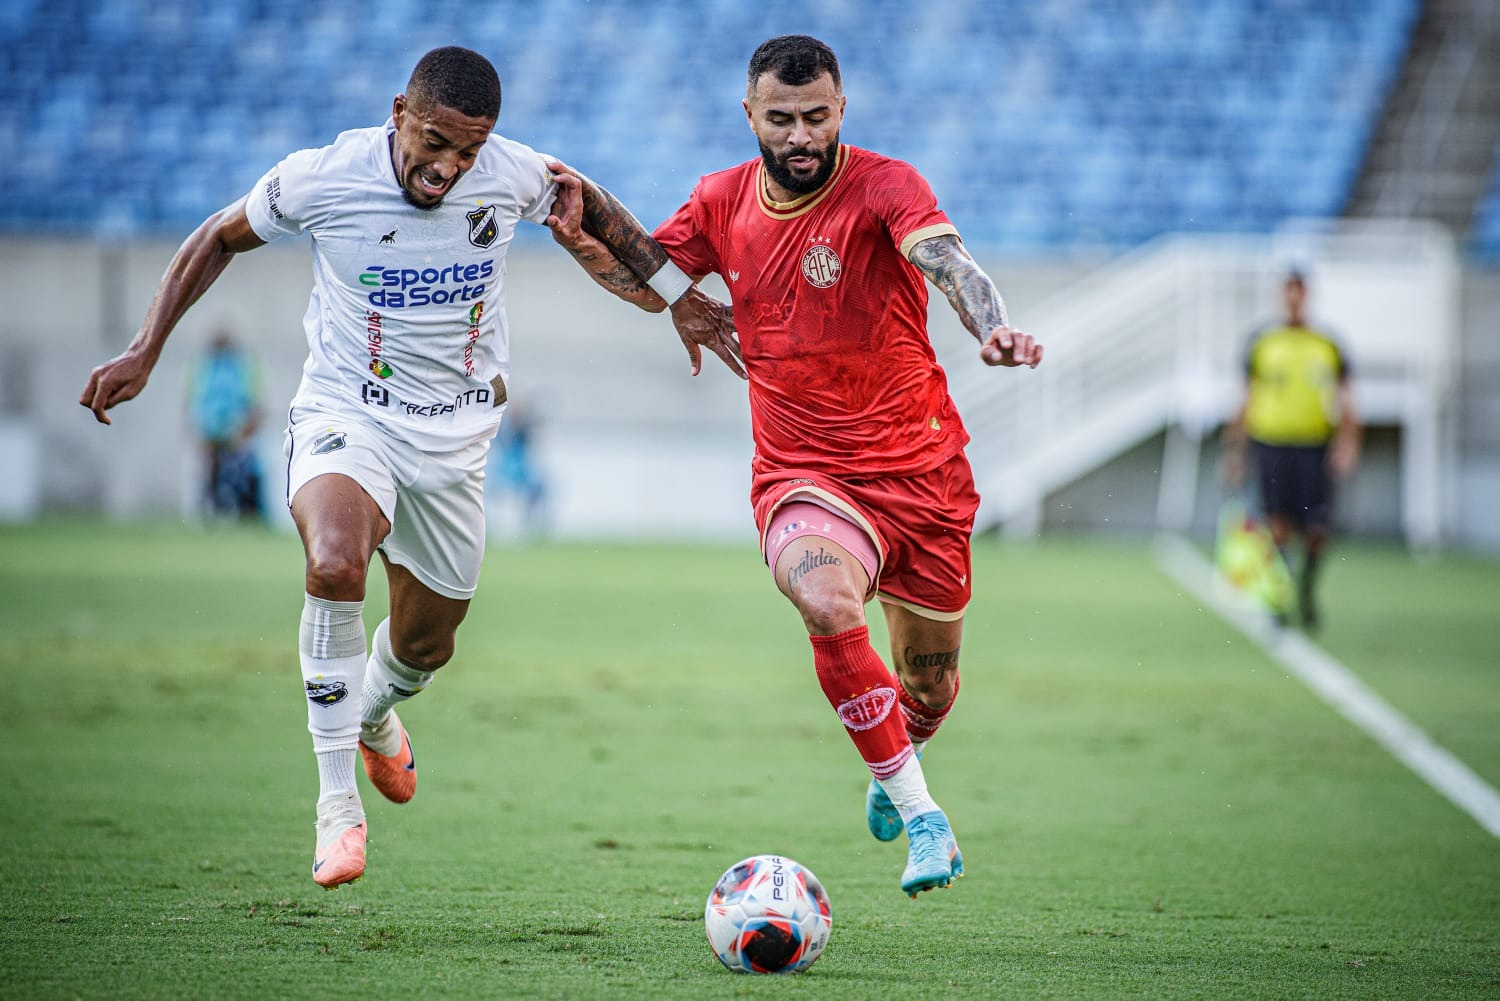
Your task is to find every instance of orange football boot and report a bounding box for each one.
[312,793,367,888]
[360,710,417,804]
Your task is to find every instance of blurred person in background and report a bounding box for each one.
[80,46,736,890]
[488,397,549,538]
[1224,270,1361,630]
[188,329,265,521]
[552,34,1041,899]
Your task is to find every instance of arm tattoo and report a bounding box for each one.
[909,235,1008,340]
[561,240,650,296]
[578,176,669,281]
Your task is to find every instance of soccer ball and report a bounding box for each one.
[703,854,832,974]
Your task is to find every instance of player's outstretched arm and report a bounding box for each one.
[80,202,266,425]
[546,162,744,379]
[545,166,667,312]
[909,235,1043,369]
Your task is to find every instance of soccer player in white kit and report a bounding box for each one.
[80,47,738,888]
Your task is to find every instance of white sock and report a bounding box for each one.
[299,593,366,801]
[876,755,940,824]
[359,617,434,753]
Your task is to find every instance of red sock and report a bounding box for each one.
[810,626,913,780]
[899,673,960,743]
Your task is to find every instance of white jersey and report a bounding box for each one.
[244,120,556,451]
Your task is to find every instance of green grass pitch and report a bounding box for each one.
[1,521,1496,999]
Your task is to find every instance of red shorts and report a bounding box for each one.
[751,452,980,620]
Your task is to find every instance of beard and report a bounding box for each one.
[758,135,840,196]
[401,183,444,211]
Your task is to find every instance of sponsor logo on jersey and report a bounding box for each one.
[312,431,346,454]
[305,679,348,706]
[801,236,841,288]
[394,387,497,418]
[264,174,284,221]
[358,260,493,308]
[356,382,497,416]
[380,229,397,245]
[365,310,391,377]
[463,301,484,376]
[837,686,897,731]
[728,269,741,282]
[467,204,498,248]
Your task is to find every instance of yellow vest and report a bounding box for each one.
[1244,325,1347,445]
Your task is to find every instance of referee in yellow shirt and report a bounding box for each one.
[1226,271,1361,629]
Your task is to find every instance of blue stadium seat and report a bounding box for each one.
[0,0,1424,250]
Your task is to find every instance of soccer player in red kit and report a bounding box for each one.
[558,34,1042,898]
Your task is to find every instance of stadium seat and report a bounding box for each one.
[0,0,1423,251]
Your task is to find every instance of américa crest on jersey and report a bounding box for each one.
[801,234,841,289]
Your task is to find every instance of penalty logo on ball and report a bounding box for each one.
[704,854,832,975]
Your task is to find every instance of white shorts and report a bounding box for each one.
[284,404,491,600]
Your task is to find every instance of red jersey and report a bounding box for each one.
[654,145,967,477]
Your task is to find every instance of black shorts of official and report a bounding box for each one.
[1252,440,1333,533]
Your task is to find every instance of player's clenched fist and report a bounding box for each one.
[980,327,1042,368]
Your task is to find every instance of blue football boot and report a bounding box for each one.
[900,809,964,898]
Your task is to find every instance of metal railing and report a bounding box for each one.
[952,223,1459,546]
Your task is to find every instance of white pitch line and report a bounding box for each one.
[1153,533,1500,840]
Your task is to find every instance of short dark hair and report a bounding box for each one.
[1284,269,1307,288]
[406,46,502,120]
[747,35,841,89]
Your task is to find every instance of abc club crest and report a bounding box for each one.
[801,238,841,288]
[466,204,498,248]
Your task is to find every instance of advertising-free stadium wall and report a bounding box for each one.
[0,237,1483,548]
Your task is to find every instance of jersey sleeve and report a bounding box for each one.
[243,147,325,243]
[866,159,959,259]
[652,180,720,279]
[518,151,560,226]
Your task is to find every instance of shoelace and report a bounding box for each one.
[906,816,945,866]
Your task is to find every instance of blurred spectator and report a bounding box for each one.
[489,399,549,537]
[1224,271,1360,630]
[188,330,265,521]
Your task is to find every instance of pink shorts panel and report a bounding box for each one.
[751,454,978,617]
[765,501,881,595]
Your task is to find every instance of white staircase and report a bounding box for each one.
[950,221,1460,547]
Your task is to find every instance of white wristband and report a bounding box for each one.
[646,260,693,305]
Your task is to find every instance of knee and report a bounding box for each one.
[795,581,866,636]
[304,549,370,602]
[390,630,455,672]
[905,672,958,709]
[899,654,960,708]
